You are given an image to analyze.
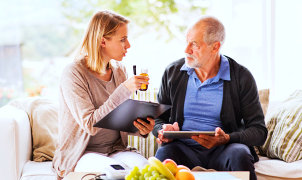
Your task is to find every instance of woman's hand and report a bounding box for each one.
[123,75,149,92]
[133,117,155,136]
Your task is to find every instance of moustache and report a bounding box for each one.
[185,54,195,59]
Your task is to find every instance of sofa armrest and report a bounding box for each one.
[0,105,32,180]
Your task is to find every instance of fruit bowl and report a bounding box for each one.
[125,157,195,180]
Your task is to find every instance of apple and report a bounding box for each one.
[176,165,191,172]
[175,169,195,180]
[163,159,178,175]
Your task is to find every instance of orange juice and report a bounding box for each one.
[139,68,148,91]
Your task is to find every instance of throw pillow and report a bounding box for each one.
[258,89,270,116]
[259,90,302,162]
[9,97,58,162]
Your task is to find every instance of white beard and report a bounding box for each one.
[185,54,201,68]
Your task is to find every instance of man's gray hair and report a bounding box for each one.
[198,16,225,45]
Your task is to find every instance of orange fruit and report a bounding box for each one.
[175,169,195,180]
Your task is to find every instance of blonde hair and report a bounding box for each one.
[79,10,129,74]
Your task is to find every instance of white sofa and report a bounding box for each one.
[0,104,56,180]
[1,98,302,180]
[254,100,302,180]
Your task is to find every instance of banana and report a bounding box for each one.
[148,157,176,180]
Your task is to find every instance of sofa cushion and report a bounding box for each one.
[20,161,56,180]
[255,155,302,178]
[9,97,58,162]
[259,90,302,162]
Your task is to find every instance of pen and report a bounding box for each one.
[133,65,137,95]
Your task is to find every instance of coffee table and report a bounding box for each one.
[193,171,249,179]
[63,171,249,180]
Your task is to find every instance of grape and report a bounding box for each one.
[144,171,152,178]
[144,164,150,170]
[126,168,139,180]
[148,166,156,172]
[125,174,131,180]
[133,166,140,173]
[127,163,170,180]
[141,168,148,175]
[152,172,159,178]
[139,175,144,180]
[149,176,156,180]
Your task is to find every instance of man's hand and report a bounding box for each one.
[156,122,179,144]
[134,117,155,136]
[191,127,230,149]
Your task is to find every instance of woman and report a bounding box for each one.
[52,10,154,178]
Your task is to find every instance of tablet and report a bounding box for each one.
[93,99,171,133]
[163,131,215,139]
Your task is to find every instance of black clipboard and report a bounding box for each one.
[93,99,171,133]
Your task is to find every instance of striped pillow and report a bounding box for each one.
[259,90,302,162]
[128,88,159,158]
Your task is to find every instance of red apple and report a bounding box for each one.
[163,159,178,175]
[176,165,191,172]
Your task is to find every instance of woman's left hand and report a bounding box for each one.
[133,117,155,136]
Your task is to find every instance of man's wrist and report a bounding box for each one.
[225,134,230,143]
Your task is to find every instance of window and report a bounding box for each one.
[1,0,301,106]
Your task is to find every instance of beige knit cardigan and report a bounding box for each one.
[52,59,139,177]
